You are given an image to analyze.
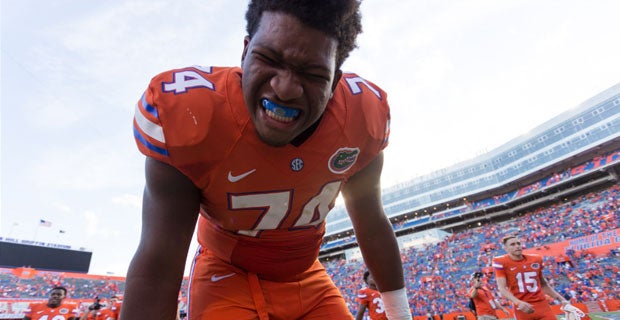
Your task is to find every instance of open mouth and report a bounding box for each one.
[261,99,301,123]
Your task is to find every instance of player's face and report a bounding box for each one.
[471,277,482,287]
[241,11,340,147]
[504,237,523,257]
[48,289,65,307]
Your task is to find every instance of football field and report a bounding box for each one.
[556,311,620,320]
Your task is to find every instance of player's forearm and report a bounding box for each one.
[354,216,412,318]
[494,299,507,312]
[357,222,404,291]
[498,286,520,304]
[121,249,185,319]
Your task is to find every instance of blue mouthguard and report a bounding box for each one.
[261,99,300,118]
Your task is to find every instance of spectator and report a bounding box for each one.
[468,272,508,320]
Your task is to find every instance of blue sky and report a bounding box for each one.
[2,0,619,276]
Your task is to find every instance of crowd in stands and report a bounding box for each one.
[0,272,124,300]
[1,184,618,318]
[325,184,619,316]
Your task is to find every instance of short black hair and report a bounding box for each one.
[51,286,67,295]
[245,0,363,69]
[470,272,483,280]
[363,270,370,283]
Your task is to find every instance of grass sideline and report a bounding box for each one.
[556,311,620,320]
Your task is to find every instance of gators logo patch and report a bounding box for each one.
[59,308,69,314]
[531,263,540,269]
[328,147,360,174]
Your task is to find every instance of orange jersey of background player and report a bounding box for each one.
[133,66,390,279]
[492,253,547,303]
[357,287,388,320]
[24,301,79,320]
[84,308,116,320]
[468,286,499,317]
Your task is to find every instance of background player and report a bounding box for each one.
[492,235,569,320]
[123,1,411,319]
[356,270,388,320]
[23,286,79,320]
[79,296,118,320]
[468,271,509,320]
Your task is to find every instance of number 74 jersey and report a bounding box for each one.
[133,66,390,279]
[492,254,547,303]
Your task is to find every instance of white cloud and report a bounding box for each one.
[112,194,142,208]
[54,203,72,213]
[27,137,141,191]
[84,211,102,237]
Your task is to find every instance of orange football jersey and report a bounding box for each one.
[468,286,499,317]
[85,308,116,320]
[492,254,547,303]
[24,302,79,320]
[134,66,390,279]
[357,287,388,320]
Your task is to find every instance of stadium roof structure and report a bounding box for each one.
[322,82,620,254]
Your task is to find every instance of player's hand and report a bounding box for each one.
[516,301,534,314]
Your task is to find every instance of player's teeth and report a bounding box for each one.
[265,109,294,123]
[261,99,300,121]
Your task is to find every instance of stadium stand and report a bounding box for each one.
[324,183,619,317]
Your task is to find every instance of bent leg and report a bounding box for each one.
[188,248,263,320]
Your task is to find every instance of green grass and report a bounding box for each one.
[587,311,620,320]
[556,311,620,320]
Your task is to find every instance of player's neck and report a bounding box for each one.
[508,253,524,261]
[290,115,323,146]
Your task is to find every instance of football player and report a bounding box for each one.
[493,235,570,320]
[122,1,411,319]
[23,286,79,320]
[356,270,389,320]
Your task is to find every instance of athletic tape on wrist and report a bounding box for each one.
[382,287,412,320]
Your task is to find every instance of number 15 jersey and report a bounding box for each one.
[492,253,547,303]
[133,66,390,280]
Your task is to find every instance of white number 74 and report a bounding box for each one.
[231,181,342,237]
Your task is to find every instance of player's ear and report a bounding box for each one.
[241,36,251,66]
[331,69,343,95]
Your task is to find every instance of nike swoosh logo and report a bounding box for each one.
[510,267,517,270]
[228,169,256,182]
[211,273,236,282]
